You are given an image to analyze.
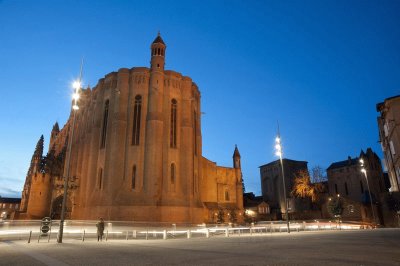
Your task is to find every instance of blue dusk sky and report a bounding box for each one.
[0,0,399,197]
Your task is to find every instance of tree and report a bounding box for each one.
[292,169,324,203]
[311,166,328,183]
[327,196,343,217]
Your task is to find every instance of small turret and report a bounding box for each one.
[50,122,59,150]
[233,144,241,169]
[29,135,44,175]
[150,32,166,71]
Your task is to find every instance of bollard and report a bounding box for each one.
[146,230,148,240]
[37,233,41,243]
[106,230,109,241]
[279,227,282,233]
[206,228,210,238]
[238,229,241,236]
[48,230,51,243]
[297,226,299,232]
[250,227,253,236]
[132,230,137,239]
[163,230,167,240]
[265,226,267,234]
[28,231,32,243]
[82,230,85,242]
[126,231,129,240]
[225,228,229,237]
[187,230,191,239]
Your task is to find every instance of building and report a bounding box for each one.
[377,95,400,192]
[19,34,244,223]
[0,197,21,220]
[243,192,270,222]
[327,149,386,203]
[259,159,308,217]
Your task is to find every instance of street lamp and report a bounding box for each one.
[57,63,83,243]
[359,158,377,227]
[275,133,290,233]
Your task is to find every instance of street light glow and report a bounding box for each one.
[72,80,81,89]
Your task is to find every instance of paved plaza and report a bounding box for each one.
[0,229,399,265]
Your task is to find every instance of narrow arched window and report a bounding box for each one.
[132,165,136,189]
[225,190,230,201]
[171,163,175,185]
[100,100,109,149]
[170,99,177,148]
[193,111,197,155]
[98,168,103,189]
[132,95,142,145]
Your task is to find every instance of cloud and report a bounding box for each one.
[0,187,21,198]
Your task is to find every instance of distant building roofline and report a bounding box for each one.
[259,158,308,168]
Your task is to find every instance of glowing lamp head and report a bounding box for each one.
[275,137,280,143]
[72,81,81,90]
[361,168,367,174]
[275,144,281,151]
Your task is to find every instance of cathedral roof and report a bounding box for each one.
[152,32,165,45]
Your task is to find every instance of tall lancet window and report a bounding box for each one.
[170,99,177,148]
[100,100,109,149]
[193,111,197,155]
[171,163,176,185]
[132,95,142,145]
[131,165,136,190]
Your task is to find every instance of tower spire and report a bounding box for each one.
[150,33,166,71]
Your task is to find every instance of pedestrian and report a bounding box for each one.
[96,217,105,241]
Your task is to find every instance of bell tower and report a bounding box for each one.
[150,32,166,71]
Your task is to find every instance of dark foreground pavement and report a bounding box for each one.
[0,229,399,265]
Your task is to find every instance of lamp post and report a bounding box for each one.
[359,158,377,227]
[57,64,82,243]
[275,131,290,233]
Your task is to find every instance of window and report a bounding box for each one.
[345,182,349,195]
[132,95,142,145]
[98,168,103,189]
[193,111,197,155]
[131,165,136,190]
[225,190,230,201]
[390,141,396,155]
[360,180,364,193]
[171,163,175,185]
[100,100,109,149]
[335,183,338,194]
[170,99,177,148]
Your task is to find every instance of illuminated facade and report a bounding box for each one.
[377,95,400,192]
[19,34,244,223]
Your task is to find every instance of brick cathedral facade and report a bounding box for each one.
[19,34,244,223]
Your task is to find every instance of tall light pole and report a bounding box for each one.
[275,128,290,233]
[359,158,377,227]
[57,62,83,243]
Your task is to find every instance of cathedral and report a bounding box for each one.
[19,34,244,223]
